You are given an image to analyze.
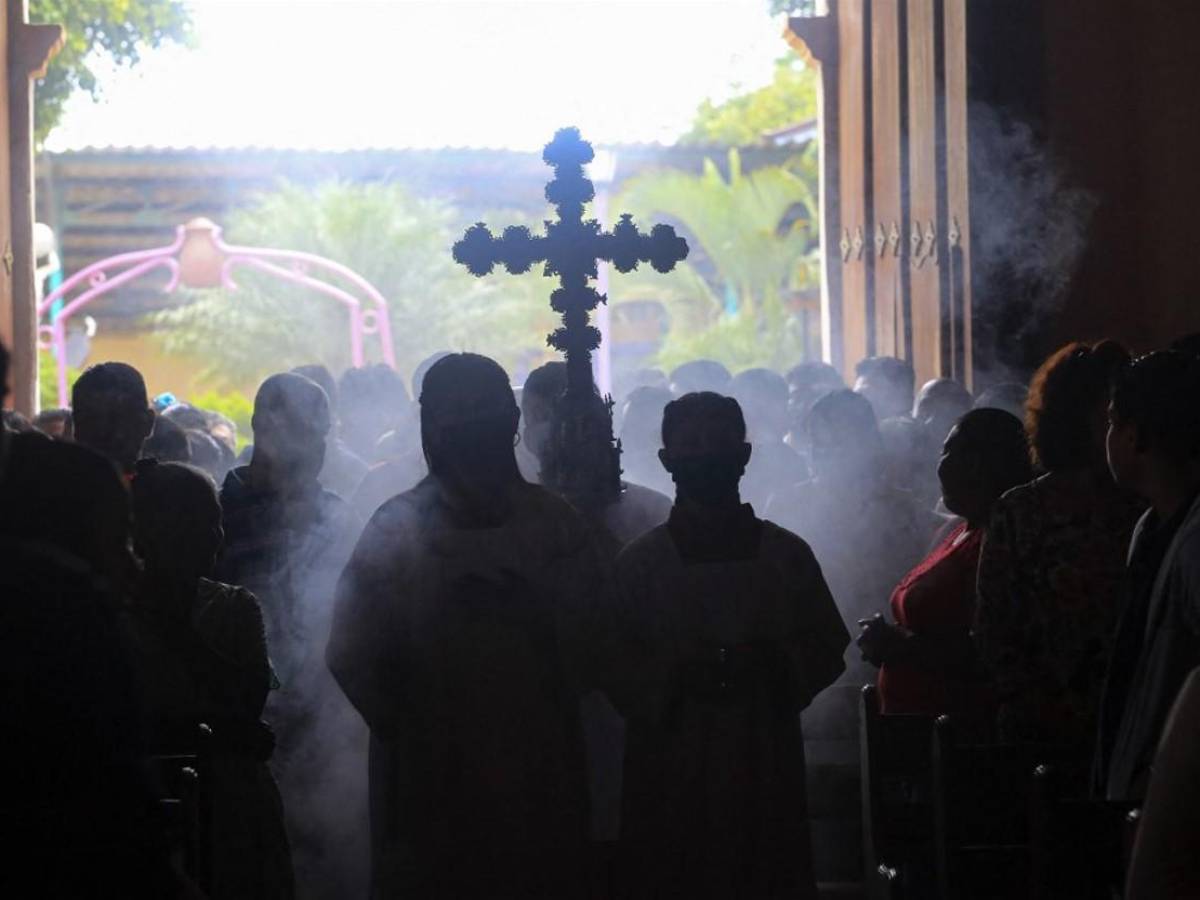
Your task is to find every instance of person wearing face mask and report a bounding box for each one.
[215,371,364,898]
[617,392,849,900]
[328,353,631,900]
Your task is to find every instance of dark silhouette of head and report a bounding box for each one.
[72,362,155,474]
[521,361,567,465]
[133,461,223,583]
[142,414,190,463]
[186,429,226,481]
[914,377,973,443]
[974,381,1029,420]
[292,364,339,416]
[807,389,883,485]
[338,364,410,460]
[1027,340,1129,473]
[161,402,210,433]
[731,368,790,441]
[420,353,520,492]
[32,408,73,441]
[669,359,732,397]
[250,372,331,490]
[938,408,1033,524]
[1107,351,1200,494]
[854,356,915,422]
[659,392,750,508]
[0,433,133,584]
[620,385,673,454]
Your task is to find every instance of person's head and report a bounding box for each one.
[914,378,973,444]
[420,352,520,489]
[411,351,452,400]
[806,389,883,484]
[2,410,33,433]
[33,408,73,441]
[974,381,1029,420]
[879,416,937,499]
[72,362,155,473]
[938,408,1033,524]
[132,461,223,582]
[338,364,410,459]
[292,364,338,417]
[161,402,210,434]
[250,372,331,488]
[1107,351,1200,496]
[185,429,226,481]
[1027,340,1129,473]
[730,368,790,441]
[854,356,915,422]
[669,359,732,397]
[659,392,751,508]
[0,433,133,584]
[786,361,844,406]
[141,414,190,463]
[620,385,673,455]
[520,361,568,463]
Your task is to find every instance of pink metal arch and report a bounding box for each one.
[37,219,396,407]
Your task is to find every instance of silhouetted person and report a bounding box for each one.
[784,361,844,454]
[767,390,930,654]
[879,416,939,507]
[143,413,191,463]
[669,358,732,396]
[1096,351,1200,803]
[216,372,362,898]
[329,353,626,900]
[293,363,368,499]
[913,377,972,446]
[619,385,675,498]
[72,361,155,476]
[854,356,915,423]
[618,392,848,900]
[348,353,450,523]
[976,341,1140,747]
[0,434,181,898]
[974,381,1029,420]
[519,360,567,483]
[32,406,73,440]
[730,368,809,511]
[858,409,1033,719]
[128,461,295,899]
[338,364,410,463]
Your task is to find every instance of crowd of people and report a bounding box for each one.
[2,334,1199,899]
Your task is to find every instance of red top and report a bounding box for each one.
[878,521,985,717]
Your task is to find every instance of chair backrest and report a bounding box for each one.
[147,722,213,890]
[932,716,1084,900]
[860,685,937,900]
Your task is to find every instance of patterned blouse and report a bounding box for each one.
[975,470,1144,747]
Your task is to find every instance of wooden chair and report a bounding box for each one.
[931,717,1085,900]
[148,722,213,890]
[859,685,937,900]
[1029,762,1136,900]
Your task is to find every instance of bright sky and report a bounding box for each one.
[44,0,789,151]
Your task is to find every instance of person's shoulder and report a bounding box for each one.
[759,519,820,565]
[615,523,673,569]
[620,480,673,511]
[367,477,438,530]
[197,577,263,619]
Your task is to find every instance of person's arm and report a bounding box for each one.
[782,540,850,712]
[326,507,407,738]
[1125,668,1200,900]
[857,615,974,672]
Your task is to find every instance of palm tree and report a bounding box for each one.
[610,148,820,371]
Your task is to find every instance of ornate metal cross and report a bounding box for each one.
[453,127,688,511]
[453,127,688,398]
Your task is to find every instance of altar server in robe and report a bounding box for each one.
[618,392,849,900]
[328,352,628,900]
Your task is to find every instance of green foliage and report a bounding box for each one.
[30,0,192,144]
[612,149,820,371]
[189,388,253,450]
[681,57,817,146]
[768,0,818,15]
[152,181,558,389]
[38,345,80,410]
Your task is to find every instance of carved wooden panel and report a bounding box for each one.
[906,0,943,390]
[870,0,906,361]
[836,0,870,382]
[943,0,971,386]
